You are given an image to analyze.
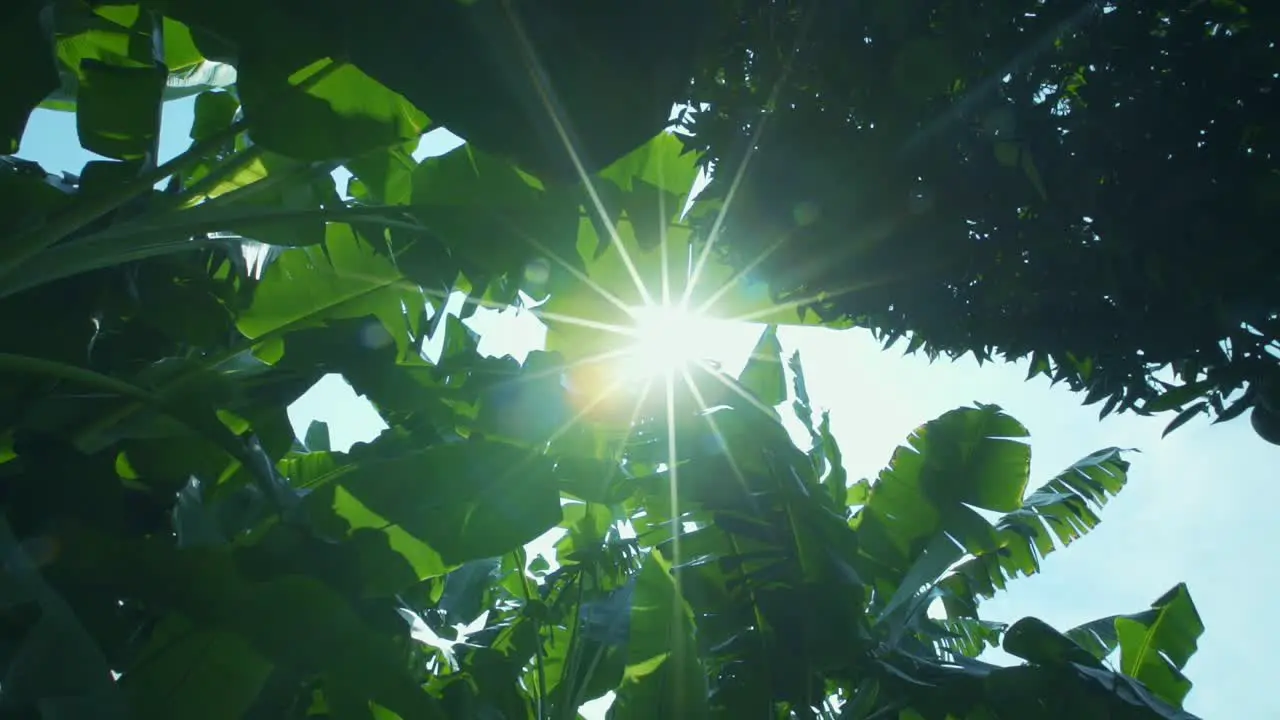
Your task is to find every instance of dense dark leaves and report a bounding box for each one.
[684,0,1280,437]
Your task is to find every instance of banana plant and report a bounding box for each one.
[526,330,1206,719]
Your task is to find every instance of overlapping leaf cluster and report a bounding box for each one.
[682,0,1280,438]
[0,2,1206,718]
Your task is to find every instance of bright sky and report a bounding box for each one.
[18,97,1278,718]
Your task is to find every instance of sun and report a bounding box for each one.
[617,302,722,381]
[559,301,737,424]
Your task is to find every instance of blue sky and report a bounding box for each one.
[17,98,1278,717]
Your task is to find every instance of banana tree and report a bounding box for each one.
[525,333,1207,719]
[252,321,1201,719]
[0,248,1205,719]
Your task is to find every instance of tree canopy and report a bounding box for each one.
[681,0,1280,441]
[0,0,1217,718]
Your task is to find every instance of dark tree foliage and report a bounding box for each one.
[682,0,1280,438]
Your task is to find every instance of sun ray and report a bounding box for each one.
[683,1,822,311]
[330,262,666,407]
[516,228,636,316]
[614,375,660,459]
[621,375,659,430]
[579,178,657,308]
[679,366,758,509]
[659,179,675,310]
[499,2,655,309]
[692,359,784,420]
[664,353,683,577]
[530,309,637,338]
[720,266,930,326]
[324,228,674,370]
[683,136,760,311]
[692,229,799,317]
[719,285,883,326]
[415,285,506,315]
[685,234,943,328]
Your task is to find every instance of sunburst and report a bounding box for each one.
[480,6,837,710]
[615,302,729,381]
[486,0,832,561]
